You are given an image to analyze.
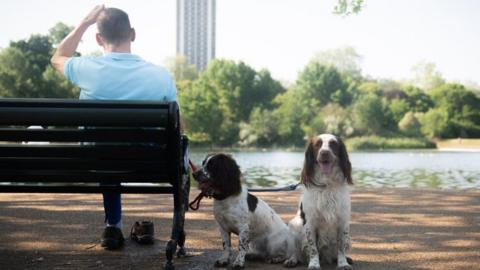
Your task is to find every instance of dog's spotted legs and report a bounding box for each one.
[337,226,352,270]
[232,224,250,268]
[305,223,321,269]
[215,227,232,267]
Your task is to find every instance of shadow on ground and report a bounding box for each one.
[0,188,479,270]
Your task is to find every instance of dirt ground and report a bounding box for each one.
[0,188,479,270]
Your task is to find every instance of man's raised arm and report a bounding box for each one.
[51,5,104,73]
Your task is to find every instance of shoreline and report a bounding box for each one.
[0,187,479,270]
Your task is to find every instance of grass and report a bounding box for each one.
[345,136,436,150]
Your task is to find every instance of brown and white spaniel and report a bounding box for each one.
[286,134,353,270]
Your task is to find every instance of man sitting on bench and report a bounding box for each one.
[50,5,178,250]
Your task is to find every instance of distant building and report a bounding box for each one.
[176,0,216,71]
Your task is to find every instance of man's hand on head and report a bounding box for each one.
[51,5,105,74]
[82,5,105,26]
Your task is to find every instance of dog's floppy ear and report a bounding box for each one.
[207,153,242,197]
[301,137,316,187]
[337,137,353,185]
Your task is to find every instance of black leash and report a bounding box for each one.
[247,183,299,192]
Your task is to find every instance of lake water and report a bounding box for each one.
[189,150,480,189]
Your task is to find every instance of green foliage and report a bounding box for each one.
[389,99,410,123]
[0,24,79,98]
[358,81,381,96]
[178,79,224,144]
[398,112,422,137]
[404,86,433,112]
[179,59,285,146]
[321,103,354,137]
[166,55,199,83]
[334,0,364,15]
[239,107,278,147]
[419,109,449,139]
[346,136,435,150]
[272,90,308,146]
[313,46,362,79]
[411,61,445,91]
[352,94,391,135]
[48,22,74,46]
[428,84,480,137]
[297,61,349,106]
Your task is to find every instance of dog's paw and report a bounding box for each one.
[214,258,229,267]
[283,257,298,268]
[232,257,245,269]
[337,264,353,270]
[308,261,321,270]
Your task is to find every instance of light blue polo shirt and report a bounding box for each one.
[64,53,176,101]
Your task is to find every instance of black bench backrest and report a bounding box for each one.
[0,99,181,184]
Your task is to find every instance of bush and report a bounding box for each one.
[346,136,435,150]
[398,111,422,136]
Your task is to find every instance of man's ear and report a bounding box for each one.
[131,28,136,42]
[95,33,105,46]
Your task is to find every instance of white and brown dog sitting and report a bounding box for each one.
[192,153,296,268]
[286,134,354,270]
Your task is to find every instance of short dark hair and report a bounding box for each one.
[97,8,132,45]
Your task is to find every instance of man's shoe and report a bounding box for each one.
[130,221,154,245]
[101,226,124,250]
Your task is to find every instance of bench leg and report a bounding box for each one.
[164,173,190,270]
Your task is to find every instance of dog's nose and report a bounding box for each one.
[319,151,331,161]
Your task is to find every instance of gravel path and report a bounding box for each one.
[0,188,479,270]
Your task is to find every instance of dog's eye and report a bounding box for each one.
[329,140,338,152]
[314,139,323,148]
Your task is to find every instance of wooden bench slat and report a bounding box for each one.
[0,158,167,171]
[0,170,170,182]
[0,184,174,193]
[0,107,169,126]
[0,145,167,159]
[0,128,166,142]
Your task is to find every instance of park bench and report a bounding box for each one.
[0,98,189,270]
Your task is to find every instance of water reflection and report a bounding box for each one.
[189,150,480,189]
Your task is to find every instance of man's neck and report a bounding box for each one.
[103,42,131,54]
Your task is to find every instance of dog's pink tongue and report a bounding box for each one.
[319,162,334,174]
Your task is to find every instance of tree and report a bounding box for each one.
[398,111,422,137]
[239,107,279,147]
[48,22,74,46]
[334,0,364,15]
[321,103,354,137]
[178,80,224,144]
[411,61,445,91]
[272,89,309,146]
[165,55,199,82]
[429,83,480,137]
[353,93,391,135]
[314,46,362,78]
[389,99,410,123]
[0,23,78,98]
[179,59,284,145]
[251,69,286,110]
[404,86,433,113]
[419,109,449,139]
[296,61,348,106]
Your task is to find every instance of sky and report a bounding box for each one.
[1,0,479,85]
